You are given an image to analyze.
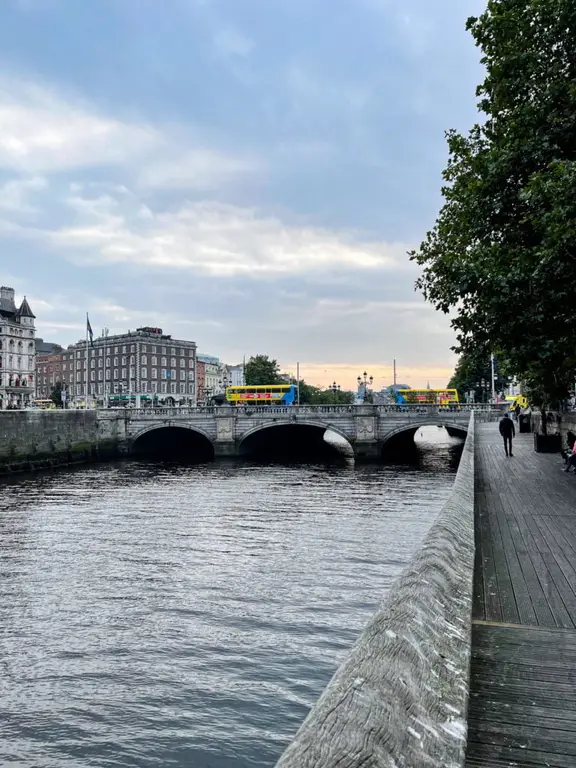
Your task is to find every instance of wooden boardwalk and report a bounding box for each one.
[467,424,576,766]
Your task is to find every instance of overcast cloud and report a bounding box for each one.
[0,0,485,389]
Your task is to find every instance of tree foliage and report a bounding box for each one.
[50,380,64,408]
[447,351,510,403]
[296,380,355,405]
[410,0,576,413]
[244,355,282,385]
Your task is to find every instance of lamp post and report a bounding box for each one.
[328,381,341,404]
[357,371,374,402]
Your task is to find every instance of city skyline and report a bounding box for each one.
[1,0,485,389]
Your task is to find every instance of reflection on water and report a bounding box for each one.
[0,427,463,767]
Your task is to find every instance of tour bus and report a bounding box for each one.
[505,394,528,411]
[395,388,459,405]
[32,399,56,410]
[226,384,298,406]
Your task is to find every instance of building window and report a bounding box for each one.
[105,383,111,393]
[180,370,186,381]
[170,382,176,393]
[114,347,119,354]
[170,348,175,356]
[189,359,194,368]
[161,357,167,367]
[129,355,135,365]
[121,356,126,365]
[122,346,127,353]
[189,383,194,394]
[171,369,176,380]
[90,359,95,368]
[179,383,185,394]
[62,363,67,371]
[152,368,157,379]
[151,356,157,365]
[113,383,119,393]
[90,383,96,394]
[141,367,147,379]
[98,349,103,357]
[113,357,118,366]
[77,361,81,369]
[114,368,119,379]
[130,345,135,353]
[106,370,110,380]
[161,347,167,354]
[98,358,103,368]
[105,357,110,366]
[161,369,166,379]
[170,357,176,367]
[141,355,147,365]
[98,383,103,394]
[180,358,185,367]
[141,381,148,393]
[98,371,103,381]
[122,368,127,379]
[160,382,167,393]
[141,345,147,353]
[151,346,156,353]
[129,367,135,378]
[152,381,158,392]
[90,371,95,381]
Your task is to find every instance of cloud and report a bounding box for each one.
[0,75,257,189]
[213,27,254,58]
[38,189,413,276]
[0,175,47,213]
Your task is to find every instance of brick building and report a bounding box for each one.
[63,326,196,406]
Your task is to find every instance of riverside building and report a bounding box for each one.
[0,286,36,409]
[63,326,197,407]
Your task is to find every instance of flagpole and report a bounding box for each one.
[85,312,89,409]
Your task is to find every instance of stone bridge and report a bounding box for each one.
[122,404,499,460]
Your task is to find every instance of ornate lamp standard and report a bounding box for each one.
[328,381,341,403]
[357,371,373,402]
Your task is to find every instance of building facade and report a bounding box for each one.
[36,351,65,398]
[0,286,36,409]
[227,364,245,387]
[197,354,220,403]
[63,326,196,406]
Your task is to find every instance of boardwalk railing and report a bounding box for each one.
[276,413,476,768]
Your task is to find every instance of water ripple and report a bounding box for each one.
[0,432,461,767]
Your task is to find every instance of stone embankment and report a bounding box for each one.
[276,413,476,768]
[0,410,122,473]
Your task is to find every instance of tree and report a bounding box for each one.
[410,1,576,428]
[296,380,355,405]
[50,380,64,408]
[447,351,510,404]
[244,355,282,385]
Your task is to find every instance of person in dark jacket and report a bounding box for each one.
[499,412,516,456]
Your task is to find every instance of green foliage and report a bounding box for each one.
[410,0,576,415]
[50,380,64,407]
[244,355,282,385]
[447,350,510,403]
[296,380,355,405]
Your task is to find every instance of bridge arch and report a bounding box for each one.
[380,421,468,448]
[239,420,353,460]
[130,423,215,461]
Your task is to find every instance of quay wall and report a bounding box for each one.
[0,410,123,473]
[276,413,476,768]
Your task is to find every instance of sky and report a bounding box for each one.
[0,0,485,390]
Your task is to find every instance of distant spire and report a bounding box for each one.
[426,380,431,389]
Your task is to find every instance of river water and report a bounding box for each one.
[0,428,463,768]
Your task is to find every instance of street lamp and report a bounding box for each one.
[328,381,341,403]
[357,371,373,402]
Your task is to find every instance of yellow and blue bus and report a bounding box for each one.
[226,384,298,405]
[396,388,459,405]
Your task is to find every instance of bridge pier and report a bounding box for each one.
[352,441,381,461]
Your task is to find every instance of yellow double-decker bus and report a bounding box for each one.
[226,384,298,405]
[396,388,459,405]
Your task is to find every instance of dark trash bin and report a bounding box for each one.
[519,414,531,433]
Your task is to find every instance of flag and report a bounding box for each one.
[86,313,94,347]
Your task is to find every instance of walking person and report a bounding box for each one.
[514,403,521,422]
[499,412,516,457]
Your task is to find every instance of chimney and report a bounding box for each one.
[0,286,16,311]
